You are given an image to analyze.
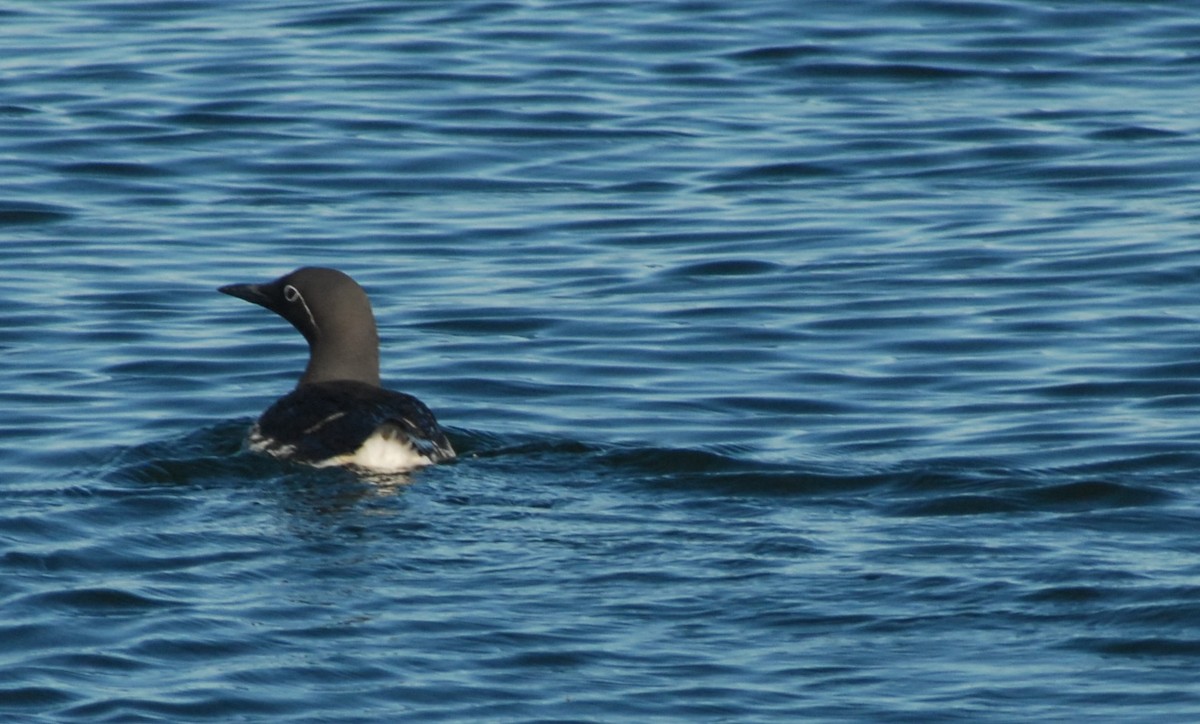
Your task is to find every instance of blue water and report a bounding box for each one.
[4,0,1200,720]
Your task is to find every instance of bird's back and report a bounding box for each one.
[250,380,455,471]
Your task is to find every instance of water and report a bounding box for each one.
[3,0,1200,720]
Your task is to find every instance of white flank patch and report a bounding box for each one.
[248,426,296,458]
[317,431,433,474]
[248,423,436,474]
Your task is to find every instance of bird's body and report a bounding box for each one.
[220,267,454,473]
[249,380,454,469]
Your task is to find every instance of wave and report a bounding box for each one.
[96,422,1187,522]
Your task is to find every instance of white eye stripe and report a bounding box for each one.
[283,284,319,332]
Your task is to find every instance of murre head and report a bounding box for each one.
[220,267,381,387]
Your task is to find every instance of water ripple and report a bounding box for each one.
[4,0,1200,720]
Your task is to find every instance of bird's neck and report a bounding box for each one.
[299,329,381,386]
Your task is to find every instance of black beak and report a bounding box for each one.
[219,281,275,308]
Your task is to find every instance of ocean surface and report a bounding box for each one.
[3,1,1200,720]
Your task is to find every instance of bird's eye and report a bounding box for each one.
[283,285,302,303]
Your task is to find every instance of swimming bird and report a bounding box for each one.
[219,267,455,473]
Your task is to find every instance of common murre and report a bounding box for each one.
[219,267,455,473]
